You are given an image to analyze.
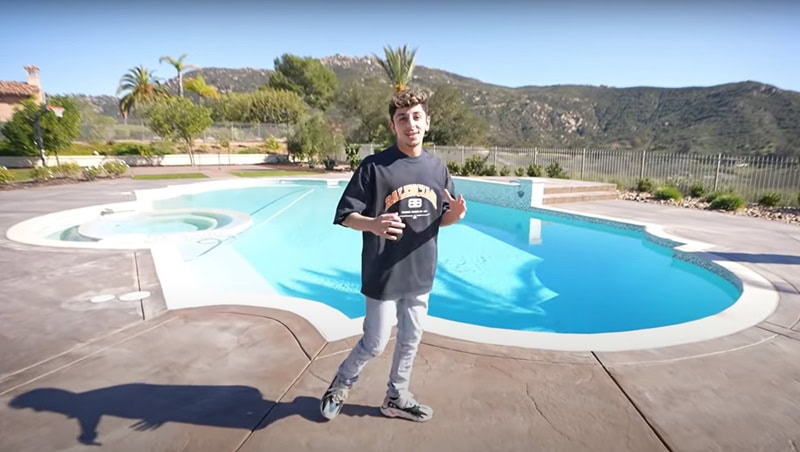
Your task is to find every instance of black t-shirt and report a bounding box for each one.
[333,144,456,300]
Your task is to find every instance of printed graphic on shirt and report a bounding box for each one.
[384,183,438,220]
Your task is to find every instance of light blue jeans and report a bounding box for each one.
[335,292,430,399]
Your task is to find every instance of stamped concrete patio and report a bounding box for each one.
[0,167,798,452]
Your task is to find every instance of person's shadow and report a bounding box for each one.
[9,383,380,446]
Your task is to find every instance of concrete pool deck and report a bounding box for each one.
[0,167,798,451]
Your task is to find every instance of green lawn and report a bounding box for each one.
[9,169,33,181]
[230,170,320,178]
[131,173,209,180]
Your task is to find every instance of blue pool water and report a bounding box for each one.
[151,181,740,334]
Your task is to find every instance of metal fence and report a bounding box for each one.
[75,121,293,143]
[333,144,800,205]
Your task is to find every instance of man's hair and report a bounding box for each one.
[389,89,429,120]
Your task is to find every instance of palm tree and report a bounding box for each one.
[116,66,169,120]
[159,54,199,97]
[372,45,418,92]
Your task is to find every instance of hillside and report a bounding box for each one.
[75,55,800,156]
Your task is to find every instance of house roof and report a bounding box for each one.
[0,81,39,96]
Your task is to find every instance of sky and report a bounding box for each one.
[1,0,798,96]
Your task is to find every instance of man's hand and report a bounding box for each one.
[441,189,466,226]
[369,213,405,240]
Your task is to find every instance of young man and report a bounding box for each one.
[320,89,466,423]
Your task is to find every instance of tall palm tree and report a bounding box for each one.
[372,45,418,92]
[159,53,199,97]
[116,66,169,120]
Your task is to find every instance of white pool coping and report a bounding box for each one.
[5,177,780,352]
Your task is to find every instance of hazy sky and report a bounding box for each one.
[1,0,798,96]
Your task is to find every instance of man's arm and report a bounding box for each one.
[440,189,466,227]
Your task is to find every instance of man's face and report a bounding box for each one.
[390,104,430,148]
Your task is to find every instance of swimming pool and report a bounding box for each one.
[151,181,739,335]
[6,177,778,351]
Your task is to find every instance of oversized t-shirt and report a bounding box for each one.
[333,144,456,300]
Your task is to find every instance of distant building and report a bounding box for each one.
[0,65,44,122]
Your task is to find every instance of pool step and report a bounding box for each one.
[542,181,619,204]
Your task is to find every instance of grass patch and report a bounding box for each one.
[10,169,34,181]
[131,173,209,180]
[230,170,318,178]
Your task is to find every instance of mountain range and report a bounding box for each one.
[71,54,800,156]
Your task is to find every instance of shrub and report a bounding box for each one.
[688,183,706,197]
[653,186,683,201]
[526,163,542,177]
[0,166,13,184]
[102,160,128,178]
[82,165,103,180]
[499,166,511,176]
[636,178,653,193]
[757,192,781,207]
[709,194,745,211]
[462,155,487,176]
[447,161,461,175]
[54,162,82,179]
[323,157,336,171]
[514,167,526,177]
[344,142,361,170]
[545,161,567,178]
[482,164,498,176]
[30,166,52,182]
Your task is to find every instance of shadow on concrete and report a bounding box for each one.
[8,384,379,446]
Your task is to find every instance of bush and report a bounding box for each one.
[102,160,128,178]
[526,163,542,177]
[757,192,781,207]
[653,186,683,201]
[636,178,653,193]
[447,161,460,175]
[344,142,361,170]
[499,166,510,176]
[688,183,706,197]
[82,165,103,180]
[0,166,13,185]
[54,162,82,179]
[709,194,745,211]
[462,155,487,176]
[545,161,567,178]
[514,167,526,177]
[30,166,52,182]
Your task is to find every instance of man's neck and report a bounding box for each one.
[396,142,422,157]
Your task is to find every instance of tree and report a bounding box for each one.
[333,77,393,144]
[116,66,169,120]
[267,54,338,111]
[210,90,308,124]
[372,45,418,92]
[286,113,344,166]
[1,96,80,164]
[183,75,220,100]
[426,85,488,146]
[145,97,212,166]
[159,54,199,97]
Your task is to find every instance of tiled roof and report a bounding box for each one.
[0,81,39,96]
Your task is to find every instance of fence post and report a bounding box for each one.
[714,153,722,190]
[494,146,498,166]
[461,146,464,165]
[534,147,538,165]
[581,148,586,179]
[639,150,646,180]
